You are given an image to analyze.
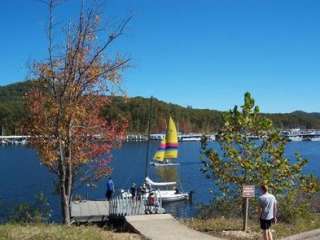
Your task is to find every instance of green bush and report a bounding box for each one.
[197,195,243,219]
[8,193,52,224]
[198,189,320,224]
[278,190,314,224]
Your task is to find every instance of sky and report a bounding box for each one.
[0,0,320,113]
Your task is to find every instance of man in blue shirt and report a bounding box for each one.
[105,177,115,201]
[259,185,277,240]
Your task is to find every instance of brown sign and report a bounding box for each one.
[242,185,255,198]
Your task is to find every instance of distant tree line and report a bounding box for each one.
[0,81,34,135]
[1,81,320,135]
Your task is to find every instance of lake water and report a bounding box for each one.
[0,141,319,222]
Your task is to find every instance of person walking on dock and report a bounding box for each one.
[105,177,115,201]
[259,185,277,240]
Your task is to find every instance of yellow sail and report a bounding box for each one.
[153,138,166,161]
[164,116,178,159]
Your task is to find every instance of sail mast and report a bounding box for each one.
[144,97,153,179]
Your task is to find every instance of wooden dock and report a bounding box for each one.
[70,197,164,223]
[71,200,110,223]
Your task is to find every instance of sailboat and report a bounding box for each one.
[151,117,179,167]
[145,116,190,202]
[122,98,190,203]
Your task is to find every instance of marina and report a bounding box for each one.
[1,1,320,238]
[127,133,216,142]
[0,136,29,145]
[281,129,320,141]
[3,129,320,146]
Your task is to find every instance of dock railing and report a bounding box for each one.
[109,195,146,216]
[109,191,163,216]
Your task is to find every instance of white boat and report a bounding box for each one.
[145,177,189,202]
[120,178,189,202]
[180,137,202,141]
[310,136,320,141]
[179,134,202,142]
[288,136,303,141]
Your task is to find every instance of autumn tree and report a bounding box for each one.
[201,92,319,197]
[24,0,130,224]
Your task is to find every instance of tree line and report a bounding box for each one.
[1,80,320,135]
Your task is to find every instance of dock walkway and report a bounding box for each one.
[71,200,110,223]
[70,198,162,223]
[125,214,221,240]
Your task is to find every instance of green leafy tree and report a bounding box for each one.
[201,92,319,196]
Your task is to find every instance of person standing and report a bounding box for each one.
[259,185,277,240]
[130,183,137,199]
[105,177,115,201]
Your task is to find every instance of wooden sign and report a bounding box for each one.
[242,185,255,198]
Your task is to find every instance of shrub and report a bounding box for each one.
[9,193,52,224]
[278,190,314,224]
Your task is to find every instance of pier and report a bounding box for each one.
[0,134,217,144]
[70,199,220,240]
[125,134,148,142]
[281,129,320,141]
[70,196,165,223]
[0,135,29,145]
[125,134,215,142]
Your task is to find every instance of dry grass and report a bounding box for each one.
[0,224,142,240]
[184,214,320,240]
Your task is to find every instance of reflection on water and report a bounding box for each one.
[155,166,178,182]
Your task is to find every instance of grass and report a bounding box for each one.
[0,224,142,240]
[184,214,320,240]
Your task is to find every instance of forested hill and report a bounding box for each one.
[1,81,320,134]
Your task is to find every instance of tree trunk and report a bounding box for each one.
[59,140,72,225]
[61,190,71,224]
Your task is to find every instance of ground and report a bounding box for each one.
[184,214,320,240]
[0,224,142,240]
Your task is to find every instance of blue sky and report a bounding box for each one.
[0,0,320,113]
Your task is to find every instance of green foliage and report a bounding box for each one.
[8,193,52,224]
[0,81,33,135]
[102,96,224,134]
[3,81,320,135]
[278,192,311,224]
[201,92,320,196]
[185,214,320,239]
[197,196,243,219]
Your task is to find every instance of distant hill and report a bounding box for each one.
[0,81,33,134]
[264,111,320,129]
[1,81,320,135]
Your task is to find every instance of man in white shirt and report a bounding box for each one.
[259,185,277,240]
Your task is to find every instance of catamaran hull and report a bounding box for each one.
[155,190,189,202]
[161,194,189,202]
[120,191,189,202]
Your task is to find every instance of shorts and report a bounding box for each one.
[260,218,273,230]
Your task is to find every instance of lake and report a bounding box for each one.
[0,141,319,222]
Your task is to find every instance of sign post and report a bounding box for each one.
[242,185,255,231]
